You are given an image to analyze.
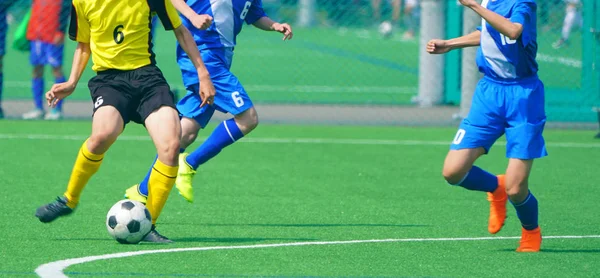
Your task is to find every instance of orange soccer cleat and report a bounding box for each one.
[516,227,542,252]
[487,175,507,234]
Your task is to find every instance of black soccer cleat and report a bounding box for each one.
[35,196,74,223]
[143,225,174,243]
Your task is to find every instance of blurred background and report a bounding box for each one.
[1,0,599,129]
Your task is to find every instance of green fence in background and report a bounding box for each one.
[2,0,599,122]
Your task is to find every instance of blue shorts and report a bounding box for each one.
[30,40,64,67]
[177,49,253,128]
[0,12,6,56]
[451,76,548,160]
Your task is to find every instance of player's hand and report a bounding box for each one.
[198,77,215,107]
[458,0,479,8]
[46,82,76,107]
[426,39,451,54]
[272,23,293,40]
[190,14,213,30]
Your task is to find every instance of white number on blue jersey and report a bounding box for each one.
[232,91,244,107]
[500,34,517,46]
[240,1,252,20]
[452,129,466,145]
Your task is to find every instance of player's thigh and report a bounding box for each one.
[145,106,181,165]
[136,66,181,164]
[89,106,124,154]
[505,158,533,201]
[180,116,202,149]
[505,80,548,160]
[177,84,217,129]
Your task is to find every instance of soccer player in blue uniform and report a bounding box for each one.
[426,0,544,252]
[125,0,292,203]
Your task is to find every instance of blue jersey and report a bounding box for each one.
[476,0,538,80]
[177,0,266,86]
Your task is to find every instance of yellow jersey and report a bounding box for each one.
[69,0,182,72]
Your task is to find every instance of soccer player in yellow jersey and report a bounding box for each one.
[35,0,216,243]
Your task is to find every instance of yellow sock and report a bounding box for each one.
[146,159,178,225]
[63,139,104,208]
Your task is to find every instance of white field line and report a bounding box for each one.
[537,53,582,68]
[1,133,600,148]
[35,235,600,278]
[3,81,416,94]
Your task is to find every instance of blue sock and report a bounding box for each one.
[54,76,66,111]
[452,166,498,192]
[186,119,244,170]
[138,148,185,196]
[0,73,3,105]
[32,77,44,110]
[511,191,539,230]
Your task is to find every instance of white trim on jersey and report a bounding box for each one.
[479,0,517,79]
[210,0,235,47]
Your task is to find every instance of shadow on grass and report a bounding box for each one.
[52,237,316,244]
[165,223,428,228]
[173,237,317,243]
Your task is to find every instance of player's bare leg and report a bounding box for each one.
[142,106,181,243]
[506,159,541,252]
[443,148,507,234]
[36,106,123,222]
[234,106,259,134]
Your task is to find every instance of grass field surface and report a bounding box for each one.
[1,121,599,277]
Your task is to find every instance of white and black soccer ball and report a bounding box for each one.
[106,200,152,244]
[378,21,393,38]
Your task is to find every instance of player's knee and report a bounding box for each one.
[88,130,119,154]
[51,67,63,78]
[156,137,181,165]
[505,179,529,201]
[181,131,197,148]
[32,66,43,78]
[236,107,259,134]
[442,164,468,185]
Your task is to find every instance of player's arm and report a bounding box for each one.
[459,0,523,40]
[47,0,91,106]
[168,0,212,30]
[253,17,293,40]
[173,25,215,106]
[46,42,91,106]
[426,30,480,55]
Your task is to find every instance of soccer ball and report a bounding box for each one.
[378,21,393,38]
[106,200,152,244]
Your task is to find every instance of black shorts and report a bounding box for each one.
[88,65,177,125]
